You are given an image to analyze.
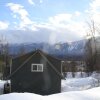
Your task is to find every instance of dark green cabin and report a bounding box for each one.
[10,50,63,95]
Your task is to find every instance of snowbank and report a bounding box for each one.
[0,80,6,94]
[0,80,10,94]
[61,77,98,92]
[45,87,100,100]
[0,93,42,100]
[0,87,100,100]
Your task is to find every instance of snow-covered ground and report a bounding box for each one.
[62,77,98,92]
[0,80,6,95]
[0,72,100,100]
[0,87,100,100]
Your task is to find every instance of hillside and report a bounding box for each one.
[7,39,86,60]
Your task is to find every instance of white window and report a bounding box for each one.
[31,64,43,72]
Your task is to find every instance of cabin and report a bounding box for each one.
[9,50,63,95]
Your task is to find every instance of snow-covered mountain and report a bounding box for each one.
[7,39,86,60]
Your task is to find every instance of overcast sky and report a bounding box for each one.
[0,0,100,44]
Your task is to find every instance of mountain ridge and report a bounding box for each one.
[7,39,86,60]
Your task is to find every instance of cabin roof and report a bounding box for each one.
[7,50,64,79]
[12,49,62,61]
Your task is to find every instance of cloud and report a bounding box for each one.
[90,0,100,12]
[6,3,33,30]
[48,13,86,37]
[28,0,43,6]
[84,0,100,36]
[0,26,83,44]
[40,0,43,4]
[49,32,57,44]
[87,0,100,23]
[5,3,87,43]
[0,11,85,43]
[0,8,86,43]
[75,11,81,16]
[28,0,35,5]
[0,21,9,30]
[49,14,72,25]
[0,12,85,43]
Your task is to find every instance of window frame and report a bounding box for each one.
[31,64,43,72]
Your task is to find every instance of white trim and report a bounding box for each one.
[31,64,43,72]
[61,61,64,75]
[10,59,12,75]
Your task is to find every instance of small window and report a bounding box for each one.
[31,64,43,72]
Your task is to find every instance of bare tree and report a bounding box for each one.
[70,61,77,78]
[85,19,100,72]
[0,36,10,79]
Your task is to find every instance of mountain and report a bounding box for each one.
[7,39,86,60]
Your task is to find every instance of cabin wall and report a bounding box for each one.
[11,53,61,95]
